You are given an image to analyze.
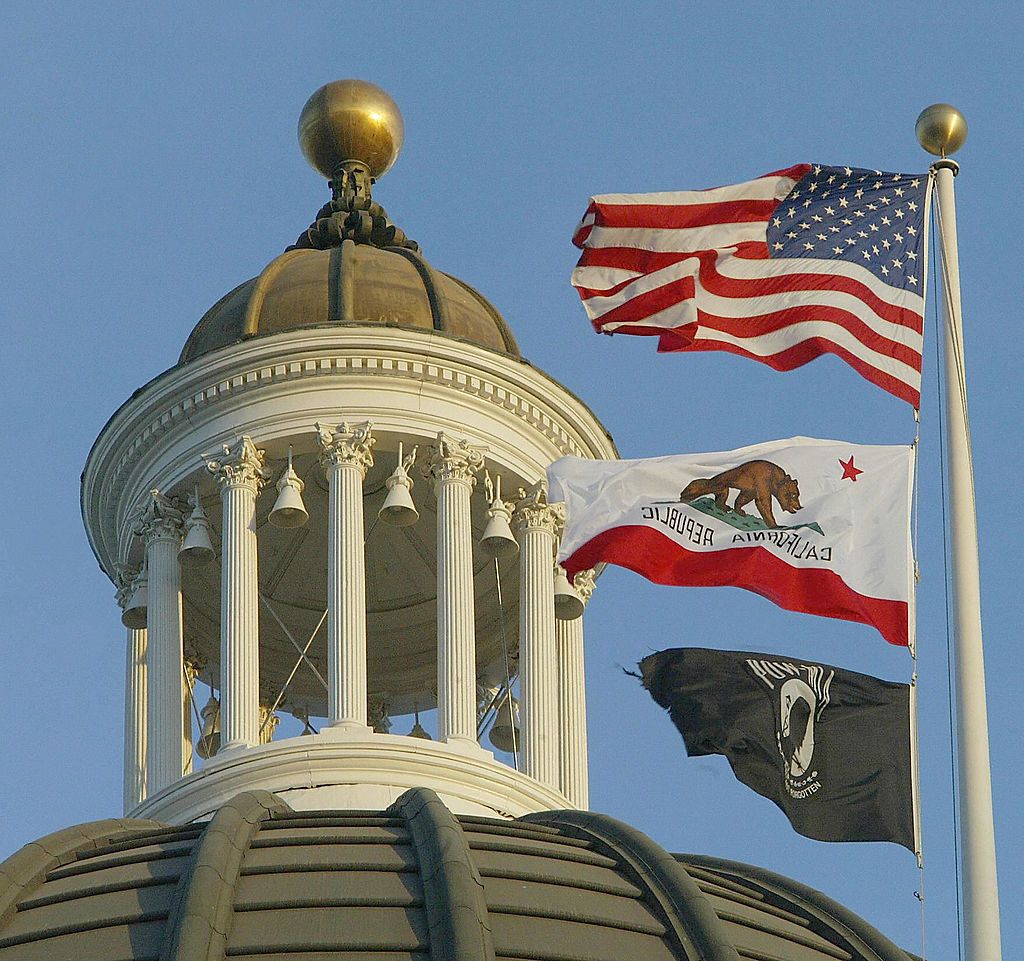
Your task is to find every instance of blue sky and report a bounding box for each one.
[2,3,1021,954]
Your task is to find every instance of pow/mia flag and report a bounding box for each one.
[640,647,916,851]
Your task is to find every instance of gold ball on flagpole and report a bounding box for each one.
[298,79,404,180]
[915,103,968,158]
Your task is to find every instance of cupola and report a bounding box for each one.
[81,80,617,823]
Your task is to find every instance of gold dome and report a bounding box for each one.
[298,79,404,180]
[182,81,518,363]
[179,242,520,363]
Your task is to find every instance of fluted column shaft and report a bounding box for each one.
[516,487,564,788]
[557,568,595,809]
[209,437,268,751]
[428,434,485,745]
[318,422,375,730]
[122,624,148,812]
[135,493,185,794]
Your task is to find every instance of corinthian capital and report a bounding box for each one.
[316,421,375,475]
[114,562,140,609]
[425,432,485,488]
[571,567,597,603]
[515,481,565,534]
[132,490,185,544]
[207,436,270,492]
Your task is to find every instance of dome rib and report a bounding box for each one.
[327,242,351,321]
[0,818,164,934]
[385,248,450,333]
[523,810,741,961]
[161,791,291,961]
[677,855,914,961]
[389,788,495,961]
[242,249,307,340]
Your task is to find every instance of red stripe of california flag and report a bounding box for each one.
[548,437,915,646]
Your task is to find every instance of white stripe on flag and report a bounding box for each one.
[582,222,768,253]
[577,258,698,320]
[694,285,924,353]
[587,174,800,208]
[715,252,926,316]
[572,265,643,289]
[580,255,924,361]
[693,323,921,389]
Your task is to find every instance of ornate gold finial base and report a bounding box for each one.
[291,81,415,254]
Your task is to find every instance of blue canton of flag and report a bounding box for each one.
[766,165,927,290]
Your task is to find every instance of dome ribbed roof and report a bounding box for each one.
[0,788,914,960]
[179,242,520,364]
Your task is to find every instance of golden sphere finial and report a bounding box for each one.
[916,103,968,158]
[298,79,404,180]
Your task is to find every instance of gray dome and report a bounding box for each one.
[0,788,914,960]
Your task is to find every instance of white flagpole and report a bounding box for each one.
[917,104,1002,961]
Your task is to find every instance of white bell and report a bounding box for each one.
[121,571,148,629]
[269,448,309,529]
[553,566,585,620]
[488,692,520,754]
[179,488,215,567]
[480,474,518,557]
[378,442,419,527]
[480,508,517,557]
[379,480,418,526]
[196,695,221,759]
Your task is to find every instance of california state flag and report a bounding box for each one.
[548,437,915,646]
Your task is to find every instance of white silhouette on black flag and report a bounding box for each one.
[640,647,915,851]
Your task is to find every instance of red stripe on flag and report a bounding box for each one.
[562,525,909,646]
[659,329,921,407]
[584,284,922,371]
[581,277,696,329]
[695,306,923,370]
[587,198,780,230]
[576,242,770,275]
[697,255,923,334]
[761,163,814,181]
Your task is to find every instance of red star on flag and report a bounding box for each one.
[840,455,863,482]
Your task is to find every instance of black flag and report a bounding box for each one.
[640,647,916,851]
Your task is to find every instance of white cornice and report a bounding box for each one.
[83,326,617,579]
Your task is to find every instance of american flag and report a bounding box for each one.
[571,164,930,406]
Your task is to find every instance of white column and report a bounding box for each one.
[134,491,185,794]
[118,572,148,813]
[557,567,595,808]
[208,437,269,750]
[933,160,1002,960]
[317,422,375,730]
[515,485,564,788]
[427,433,485,745]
